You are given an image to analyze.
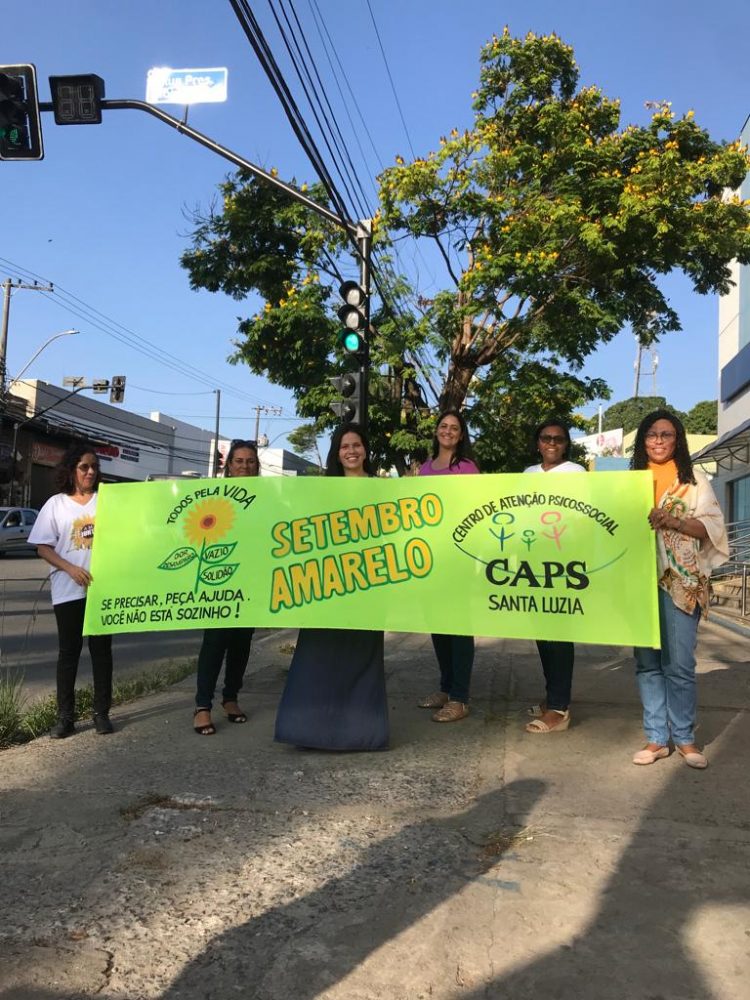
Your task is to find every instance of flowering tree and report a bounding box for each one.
[379,28,750,412]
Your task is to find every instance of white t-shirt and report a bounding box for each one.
[524,461,586,474]
[28,492,98,605]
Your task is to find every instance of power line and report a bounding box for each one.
[0,256,279,409]
[276,0,375,218]
[229,0,354,232]
[365,0,417,159]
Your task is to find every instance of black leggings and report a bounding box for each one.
[53,598,113,720]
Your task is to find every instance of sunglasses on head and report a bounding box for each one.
[230,439,257,448]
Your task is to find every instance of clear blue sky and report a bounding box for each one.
[4,0,750,444]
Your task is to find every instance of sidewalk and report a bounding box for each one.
[1,622,748,1000]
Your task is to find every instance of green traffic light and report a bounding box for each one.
[341,330,362,353]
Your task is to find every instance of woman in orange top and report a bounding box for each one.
[630,410,728,769]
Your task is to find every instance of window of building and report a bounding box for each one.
[730,474,750,523]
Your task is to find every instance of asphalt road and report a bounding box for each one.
[0,549,205,704]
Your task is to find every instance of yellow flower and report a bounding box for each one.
[183,499,235,547]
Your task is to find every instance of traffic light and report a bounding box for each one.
[109,375,126,404]
[0,65,43,161]
[337,280,368,359]
[329,372,362,424]
[49,74,105,125]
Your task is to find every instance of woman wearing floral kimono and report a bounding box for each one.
[630,410,728,769]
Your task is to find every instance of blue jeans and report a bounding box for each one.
[430,633,474,703]
[634,589,700,746]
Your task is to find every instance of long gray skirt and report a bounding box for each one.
[274,628,388,750]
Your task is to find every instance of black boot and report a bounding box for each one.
[51,718,76,739]
[93,713,114,735]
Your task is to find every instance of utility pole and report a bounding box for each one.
[0,278,54,394]
[633,338,659,399]
[212,389,221,477]
[253,404,282,442]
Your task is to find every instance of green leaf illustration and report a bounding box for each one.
[158,547,198,571]
[203,541,238,564]
[198,562,239,586]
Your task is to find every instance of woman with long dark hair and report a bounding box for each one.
[28,440,114,738]
[274,423,388,750]
[630,410,728,768]
[193,440,260,735]
[523,419,586,733]
[417,409,480,722]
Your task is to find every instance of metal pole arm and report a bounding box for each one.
[14,383,92,431]
[38,98,355,235]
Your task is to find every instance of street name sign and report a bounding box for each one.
[146,67,228,105]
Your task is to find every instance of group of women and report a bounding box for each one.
[31,406,728,769]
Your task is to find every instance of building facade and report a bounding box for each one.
[1,381,314,508]
[693,114,750,523]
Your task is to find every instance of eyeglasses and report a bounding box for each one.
[539,434,567,445]
[645,431,676,442]
[76,463,99,472]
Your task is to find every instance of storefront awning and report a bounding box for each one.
[692,418,750,472]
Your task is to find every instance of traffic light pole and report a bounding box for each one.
[356,221,372,431]
[37,95,373,428]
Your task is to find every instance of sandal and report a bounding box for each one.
[432,700,469,723]
[676,745,708,769]
[193,708,216,736]
[418,691,449,709]
[525,709,570,733]
[632,744,669,765]
[221,700,248,724]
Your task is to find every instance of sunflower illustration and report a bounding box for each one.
[183,498,235,546]
[70,515,95,550]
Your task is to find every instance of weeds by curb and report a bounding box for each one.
[0,659,196,748]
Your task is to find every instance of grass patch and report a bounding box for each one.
[0,659,197,749]
[0,671,26,747]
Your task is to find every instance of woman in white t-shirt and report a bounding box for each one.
[28,441,114,739]
[523,420,585,733]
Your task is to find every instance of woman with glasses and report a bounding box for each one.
[523,420,586,734]
[274,423,389,751]
[630,410,728,768]
[28,440,115,738]
[417,409,480,722]
[193,440,260,735]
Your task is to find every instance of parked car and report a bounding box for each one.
[0,507,39,555]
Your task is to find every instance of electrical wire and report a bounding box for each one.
[278,0,375,218]
[228,0,354,233]
[0,255,279,409]
[364,0,417,160]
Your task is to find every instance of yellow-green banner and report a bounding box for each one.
[84,472,659,646]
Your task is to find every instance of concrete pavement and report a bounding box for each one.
[0,621,748,1000]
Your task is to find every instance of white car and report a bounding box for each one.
[0,507,39,555]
